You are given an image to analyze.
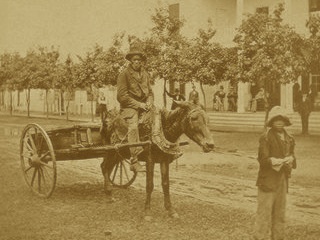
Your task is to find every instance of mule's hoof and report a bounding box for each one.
[144,215,153,222]
[106,197,116,203]
[169,212,179,219]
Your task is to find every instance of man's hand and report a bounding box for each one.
[139,103,151,111]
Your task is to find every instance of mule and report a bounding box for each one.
[100,101,214,220]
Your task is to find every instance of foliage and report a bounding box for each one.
[0,52,23,90]
[101,33,126,86]
[306,14,320,73]
[188,19,225,85]
[147,7,189,84]
[234,4,306,88]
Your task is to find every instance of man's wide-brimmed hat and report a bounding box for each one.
[125,47,146,61]
[267,106,292,127]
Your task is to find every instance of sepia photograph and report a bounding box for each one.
[0,0,319,239]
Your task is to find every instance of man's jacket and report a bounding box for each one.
[117,65,153,111]
[256,128,296,192]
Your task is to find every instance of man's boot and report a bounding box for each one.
[130,158,145,172]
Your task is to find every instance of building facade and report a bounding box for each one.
[167,0,320,112]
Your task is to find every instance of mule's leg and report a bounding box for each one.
[144,147,154,221]
[101,155,116,202]
[160,160,179,218]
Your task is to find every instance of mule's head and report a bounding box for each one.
[176,101,214,152]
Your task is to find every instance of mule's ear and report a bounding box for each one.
[174,100,192,109]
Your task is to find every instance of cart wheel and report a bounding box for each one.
[109,156,137,188]
[20,123,56,198]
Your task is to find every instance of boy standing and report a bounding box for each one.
[254,106,297,240]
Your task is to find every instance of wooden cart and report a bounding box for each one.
[20,123,150,198]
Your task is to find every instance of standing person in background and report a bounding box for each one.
[117,47,154,172]
[309,83,317,111]
[188,85,199,104]
[292,82,302,112]
[249,82,259,111]
[227,86,238,112]
[98,92,107,123]
[214,86,226,111]
[298,93,312,135]
[254,106,296,240]
[165,87,185,110]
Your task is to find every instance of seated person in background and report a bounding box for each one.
[227,87,238,112]
[165,88,186,110]
[251,88,265,112]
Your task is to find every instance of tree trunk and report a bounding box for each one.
[200,81,206,109]
[46,89,49,119]
[9,90,13,116]
[66,99,70,121]
[91,99,94,122]
[263,109,269,131]
[26,88,31,118]
[163,78,167,107]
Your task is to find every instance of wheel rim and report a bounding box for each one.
[20,123,56,198]
[109,153,137,188]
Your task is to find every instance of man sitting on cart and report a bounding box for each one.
[117,46,154,172]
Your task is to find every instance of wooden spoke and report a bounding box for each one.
[111,162,119,183]
[27,131,37,152]
[36,135,44,153]
[39,151,51,161]
[24,165,33,173]
[30,168,38,187]
[121,160,131,182]
[39,160,53,169]
[23,138,34,153]
[21,152,32,159]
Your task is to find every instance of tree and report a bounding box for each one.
[101,33,126,86]
[76,44,105,121]
[147,7,188,106]
[29,46,60,118]
[55,55,77,120]
[19,50,41,117]
[234,4,306,126]
[0,52,23,115]
[188,19,226,108]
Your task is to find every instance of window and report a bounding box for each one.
[256,7,269,15]
[309,0,320,12]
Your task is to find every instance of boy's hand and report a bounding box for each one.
[284,156,294,164]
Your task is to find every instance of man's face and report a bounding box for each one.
[130,55,142,71]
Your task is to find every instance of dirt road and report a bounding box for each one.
[0,115,319,240]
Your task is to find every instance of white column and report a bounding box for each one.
[280,83,294,113]
[236,0,244,27]
[237,81,245,113]
[286,82,294,113]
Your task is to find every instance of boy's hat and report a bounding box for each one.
[267,106,292,127]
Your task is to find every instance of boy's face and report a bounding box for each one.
[272,119,285,132]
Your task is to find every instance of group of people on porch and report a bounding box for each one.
[212,85,238,112]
